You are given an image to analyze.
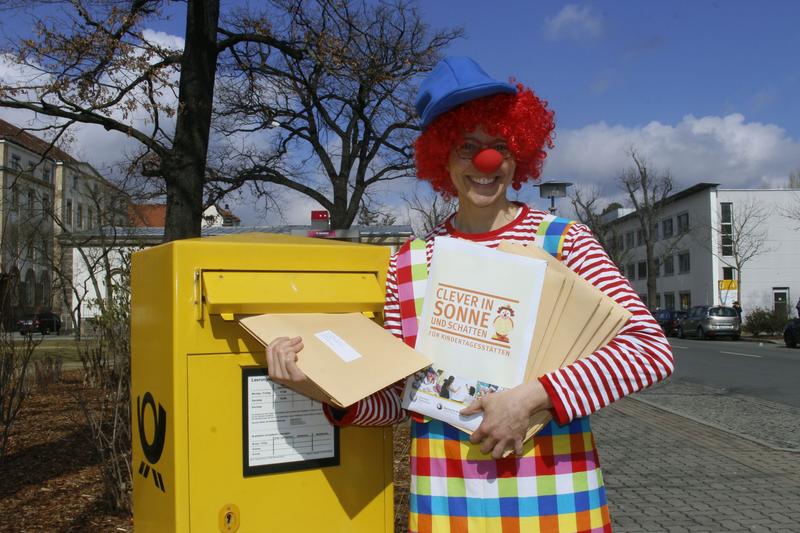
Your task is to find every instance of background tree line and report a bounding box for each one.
[0,0,460,241]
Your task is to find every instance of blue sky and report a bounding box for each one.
[421,1,800,137]
[2,1,799,224]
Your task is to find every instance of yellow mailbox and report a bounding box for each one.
[131,233,393,532]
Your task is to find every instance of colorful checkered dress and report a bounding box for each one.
[324,204,673,532]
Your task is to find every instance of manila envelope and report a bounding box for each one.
[496,243,634,452]
[519,304,632,447]
[239,313,432,408]
[496,242,572,379]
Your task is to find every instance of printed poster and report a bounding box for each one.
[401,237,547,431]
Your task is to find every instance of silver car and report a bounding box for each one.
[677,305,741,340]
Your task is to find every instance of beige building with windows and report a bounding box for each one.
[603,183,800,318]
[0,119,127,329]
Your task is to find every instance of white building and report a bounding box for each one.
[603,183,800,318]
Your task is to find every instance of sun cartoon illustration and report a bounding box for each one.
[492,305,515,343]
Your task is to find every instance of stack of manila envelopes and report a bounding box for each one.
[239,312,432,408]
[470,242,632,446]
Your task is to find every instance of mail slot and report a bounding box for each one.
[131,233,393,532]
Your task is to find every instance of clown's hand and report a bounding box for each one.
[460,381,551,459]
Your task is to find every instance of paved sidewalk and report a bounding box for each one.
[593,398,800,532]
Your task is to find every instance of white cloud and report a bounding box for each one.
[141,29,185,51]
[544,113,800,195]
[544,4,603,42]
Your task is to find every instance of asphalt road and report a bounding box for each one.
[668,337,800,407]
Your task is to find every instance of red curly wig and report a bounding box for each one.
[414,82,555,199]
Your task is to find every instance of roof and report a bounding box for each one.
[128,204,166,227]
[58,224,414,246]
[0,119,77,163]
[605,182,719,225]
[217,205,241,224]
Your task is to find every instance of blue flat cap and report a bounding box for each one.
[415,56,517,130]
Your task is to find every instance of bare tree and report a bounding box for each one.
[358,200,398,227]
[789,168,800,189]
[0,0,301,241]
[696,197,772,305]
[213,0,460,229]
[569,185,629,267]
[780,169,800,229]
[617,149,673,307]
[404,190,456,237]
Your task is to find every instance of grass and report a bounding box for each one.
[27,336,83,365]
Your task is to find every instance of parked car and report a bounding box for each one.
[653,309,688,337]
[785,319,800,348]
[677,305,740,340]
[16,312,62,335]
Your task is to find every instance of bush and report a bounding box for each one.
[76,258,132,513]
[743,306,787,336]
[0,332,40,462]
[32,354,63,393]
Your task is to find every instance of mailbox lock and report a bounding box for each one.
[218,503,240,532]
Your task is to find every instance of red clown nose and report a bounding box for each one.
[472,148,504,174]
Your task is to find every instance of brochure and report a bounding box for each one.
[401,237,548,431]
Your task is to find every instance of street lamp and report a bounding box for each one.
[535,180,573,214]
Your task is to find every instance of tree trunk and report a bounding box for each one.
[646,241,657,309]
[163,0,221,242]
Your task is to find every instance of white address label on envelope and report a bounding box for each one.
[314,330,363,363]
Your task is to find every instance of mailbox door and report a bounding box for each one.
[186,353,394,532]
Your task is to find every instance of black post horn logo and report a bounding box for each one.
[137,392,167,493]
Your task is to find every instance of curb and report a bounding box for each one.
[629,395,800,453]
[738,336,783,345]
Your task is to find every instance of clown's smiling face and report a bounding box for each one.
[446,127,516,211]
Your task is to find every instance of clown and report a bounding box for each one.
[492,305,515,343]
[267,56,674,532]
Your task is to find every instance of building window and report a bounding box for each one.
[27,190,35,216]
[679,291,691,310]
[636,229,644,247]
[663,255,674,276]
[66,200,73,227]
[723,266,735,280]
[638,261,647,279]
[662,218,674,239]
[625,231,634,249]
[88,207,94,228]
[42,165,52,183]
[678,252,691,274]
[677,212,690,233]
[773,288,789,317]
[655,293,662,309]
[664,292,675,310]
[720,202,733,256]
[11,154,21,170]
[77,204,83,229]
[42,194,50,215]
[626,263,635,281]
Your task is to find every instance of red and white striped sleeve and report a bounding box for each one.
[323,251,407,426]
[538,223,674,424]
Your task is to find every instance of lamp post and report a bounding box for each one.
[535,180,573,214]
